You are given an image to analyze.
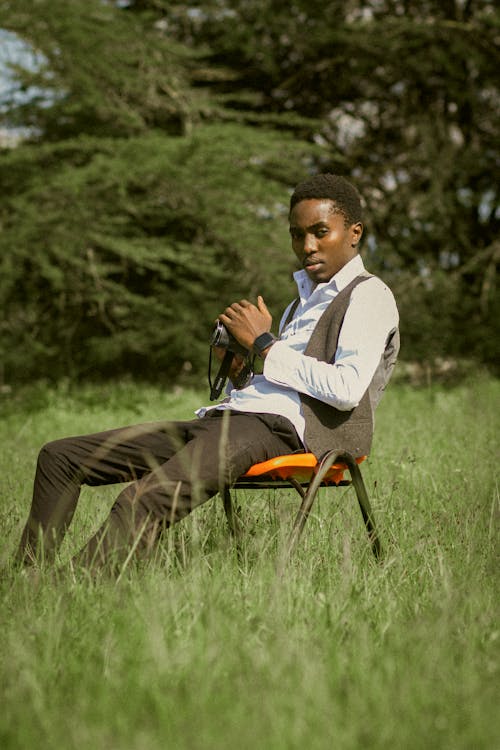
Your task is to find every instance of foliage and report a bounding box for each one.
[153,0,500,366]
[0,0,193,137]
[0,125,318,382]
[0,0,498,382]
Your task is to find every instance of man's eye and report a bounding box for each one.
[316,229,328,237]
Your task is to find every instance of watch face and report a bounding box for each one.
[254,333,276,355]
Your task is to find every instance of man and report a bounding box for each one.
[17,174,399,569]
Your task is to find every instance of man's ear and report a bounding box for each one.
[351,222,363,247]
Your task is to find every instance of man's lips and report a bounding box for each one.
[303,258,323,269]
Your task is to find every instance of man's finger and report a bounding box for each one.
[257,295,269,314]
[230,300,251,311]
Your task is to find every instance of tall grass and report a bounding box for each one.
[1,377,498,750]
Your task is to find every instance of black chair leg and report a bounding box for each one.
[222,487,241,539]
[281,451,341,569]
[280,450,382,572]
[342,455,382,560]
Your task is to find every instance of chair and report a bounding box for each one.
[222,450,382,568]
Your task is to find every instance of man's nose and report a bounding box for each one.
[303,233,317,254]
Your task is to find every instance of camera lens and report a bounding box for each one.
[210,321,230,348]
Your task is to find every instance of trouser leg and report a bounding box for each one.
[16,420,189,564]
[17,411,302,568]
[76,411,302,568]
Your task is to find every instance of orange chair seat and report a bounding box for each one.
[241,453,366,485]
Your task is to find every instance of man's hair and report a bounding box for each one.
[289,174,363,227]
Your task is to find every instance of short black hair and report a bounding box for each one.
[289,174,363,227]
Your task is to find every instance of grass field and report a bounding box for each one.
[0,377,498,750]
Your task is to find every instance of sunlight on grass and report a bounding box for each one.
[1,377,498,749]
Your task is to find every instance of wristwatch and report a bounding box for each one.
[252,332,278,358]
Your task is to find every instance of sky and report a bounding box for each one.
[0,28,52,137]
[0,28,47,110]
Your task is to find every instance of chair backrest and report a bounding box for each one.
[369,327,400,411]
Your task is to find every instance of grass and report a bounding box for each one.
[0,376,498,750]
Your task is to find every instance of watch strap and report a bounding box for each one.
[253,332,277,357]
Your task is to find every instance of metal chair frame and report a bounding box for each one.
[222,449,382,566]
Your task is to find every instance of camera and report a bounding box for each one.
[210,320,249,357]
[208,321,252,400]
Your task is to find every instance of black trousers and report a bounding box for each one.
[17,410,302,567]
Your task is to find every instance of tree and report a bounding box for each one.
[0,0,498,384]
[0,0,193,138]
[0,125,318,382]
[151,0,499,366]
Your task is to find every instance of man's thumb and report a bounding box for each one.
[257,295,269,314]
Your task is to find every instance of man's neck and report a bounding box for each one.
[294,254,364,299]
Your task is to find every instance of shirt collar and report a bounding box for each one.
[293,254,366,301]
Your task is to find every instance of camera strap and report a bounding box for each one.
[209,349,234,401]
[208,349,255,401]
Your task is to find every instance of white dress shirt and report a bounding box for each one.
[197,255,399,444]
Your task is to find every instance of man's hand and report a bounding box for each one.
[218,296,272,351]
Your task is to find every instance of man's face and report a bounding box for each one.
[289,199,363,284]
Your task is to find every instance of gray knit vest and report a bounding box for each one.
[285,273,399,459]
